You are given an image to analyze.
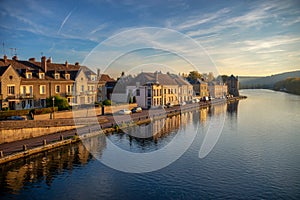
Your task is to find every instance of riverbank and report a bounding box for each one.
[0,96,246,164]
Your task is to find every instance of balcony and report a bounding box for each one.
[86,90,96,95]
[19,93,33,99]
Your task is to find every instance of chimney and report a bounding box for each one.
[155,71,159,84]
[65,61,68,68]
[41,56,47,72]
[12,55,18,60]
[97,69,100,78]
[3,55,7,63]
[29,57,36,62]
[47,57,52,63]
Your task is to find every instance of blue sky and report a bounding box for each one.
[1,0,300,77]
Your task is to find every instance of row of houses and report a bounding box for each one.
[0,55,111,110]
[0,55,239,110]
[124,72,194,108]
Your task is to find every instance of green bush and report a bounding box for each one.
[102,99,112,106]
[46,95,70,111]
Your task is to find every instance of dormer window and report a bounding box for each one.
[39,73,45,79]
[55,73,60,79]
[90,75,96,81]
[65,74,70,80]
[26,72,32,79]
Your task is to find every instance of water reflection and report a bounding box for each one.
[227,101,239,116]
[0,102,238,195]
[0,134,106,195]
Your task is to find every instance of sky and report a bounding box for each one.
[0,0,300,77]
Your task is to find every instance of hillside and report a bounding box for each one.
[239,70,300,89]
[273,77,300,95]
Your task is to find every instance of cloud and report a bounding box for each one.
[175,8,230,31]
[240,36,300,51]
[58,8,76,34]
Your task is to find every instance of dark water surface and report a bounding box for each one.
[1,89,299,199]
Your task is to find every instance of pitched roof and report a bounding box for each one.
[127,72,180,86]
[99,74,115,82]
[0,65,9,76]
[0,57,95,81]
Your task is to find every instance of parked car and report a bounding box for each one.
[131,107,142,113]
[8,116,26,120]
[180,101,186,106]
[118,109,132,115]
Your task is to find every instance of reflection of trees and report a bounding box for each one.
[0,134,106,194]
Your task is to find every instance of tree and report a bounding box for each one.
[208,72,215,82]
[102,99,112,106]
[133,96,137,103]
[46,95,69,111]
[187,71,202,82]
[217,75,228,83]
[129,96,133,104]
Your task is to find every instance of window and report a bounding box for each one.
[29,86,33,95]
[66,85,73,93]
[26,73,32,79]
[55,85,60,93]
[91,75,96,81]
[7,85,15,95]
[136,89,140,96]
[55,73,60,79]
[22,86,26,95]
[9,76,13,80]
[65,74,70,80]
[40,85,46,94]
[39,73,45,79]
[81,85,84,92]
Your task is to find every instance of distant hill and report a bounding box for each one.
[239,70,300,89]
[274,77,300,95]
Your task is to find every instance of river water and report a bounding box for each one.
[0,89,299,199]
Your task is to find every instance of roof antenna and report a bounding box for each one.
[2,42,6,56]
[10,48,14,57]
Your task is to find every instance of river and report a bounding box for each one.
[0,89,299,199]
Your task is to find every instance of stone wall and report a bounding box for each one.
[0,125,78,144]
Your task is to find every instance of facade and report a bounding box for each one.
[208,82,228,98]
[189,78,209,98]
[0,55,98,110]
[126,72,193,109]
[97,73,115,102]
[226,75,239,97]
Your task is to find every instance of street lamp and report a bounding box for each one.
[52,97,55,119]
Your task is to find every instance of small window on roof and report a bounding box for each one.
[39,73,45,79]
[55,73,60,79]
[65,74,70,80]
[26,72,32,79]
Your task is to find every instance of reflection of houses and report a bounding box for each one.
[0,55,98,110]
[3,136,106,192]
[126,72,193,108]
[189,78,209,98]
[226,75,239,97]
[208,81,228,98]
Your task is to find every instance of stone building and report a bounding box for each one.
[226,75,239,97]
[126,72,193,109]
[0,55,98,110]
